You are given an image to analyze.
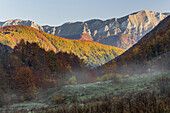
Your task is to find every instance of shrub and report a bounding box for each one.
[100,74,110,81]
[99,73,122,83]
[51,93,66,104]
[10,94,18,103]
[112,74,122,84]
[124,74,130,78]
[67,76,77,85]
[19,91,35,102]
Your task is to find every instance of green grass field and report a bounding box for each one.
[56,72,169,102]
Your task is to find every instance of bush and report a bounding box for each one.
[132,73,137,76]
[98,73,122,83]
[124,74,130,78]
[100,74,110,81]
[67,76,77,85]
[10,94,18,103]
[51,93,66,104]
[19,92,35,102]
[112,74,122,84]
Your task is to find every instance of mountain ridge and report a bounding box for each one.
[1,10,169,49]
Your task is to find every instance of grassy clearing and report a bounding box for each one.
[48,71,170,102]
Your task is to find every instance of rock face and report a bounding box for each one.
[43,10,169,49]
[0,19,44,31]
[1,10,169,49]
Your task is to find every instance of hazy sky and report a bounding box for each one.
[0,0,169,26]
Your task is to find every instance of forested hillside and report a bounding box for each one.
[0,25,124,67]
[0,40,98,105]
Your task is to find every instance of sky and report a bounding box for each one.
[0,0,169,26]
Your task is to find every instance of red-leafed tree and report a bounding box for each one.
[14,66,35,101]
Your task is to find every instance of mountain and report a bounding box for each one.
[0,19,43,31]
[98,15,170,75]
[42,10,169,49]
[0,10,169,49]
[0,25,124,67]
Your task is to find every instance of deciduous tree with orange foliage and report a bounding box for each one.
[14,66,35,101]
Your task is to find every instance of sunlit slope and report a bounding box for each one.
[0,25,125,66]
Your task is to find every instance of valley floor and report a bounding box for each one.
[0,71,169,113]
